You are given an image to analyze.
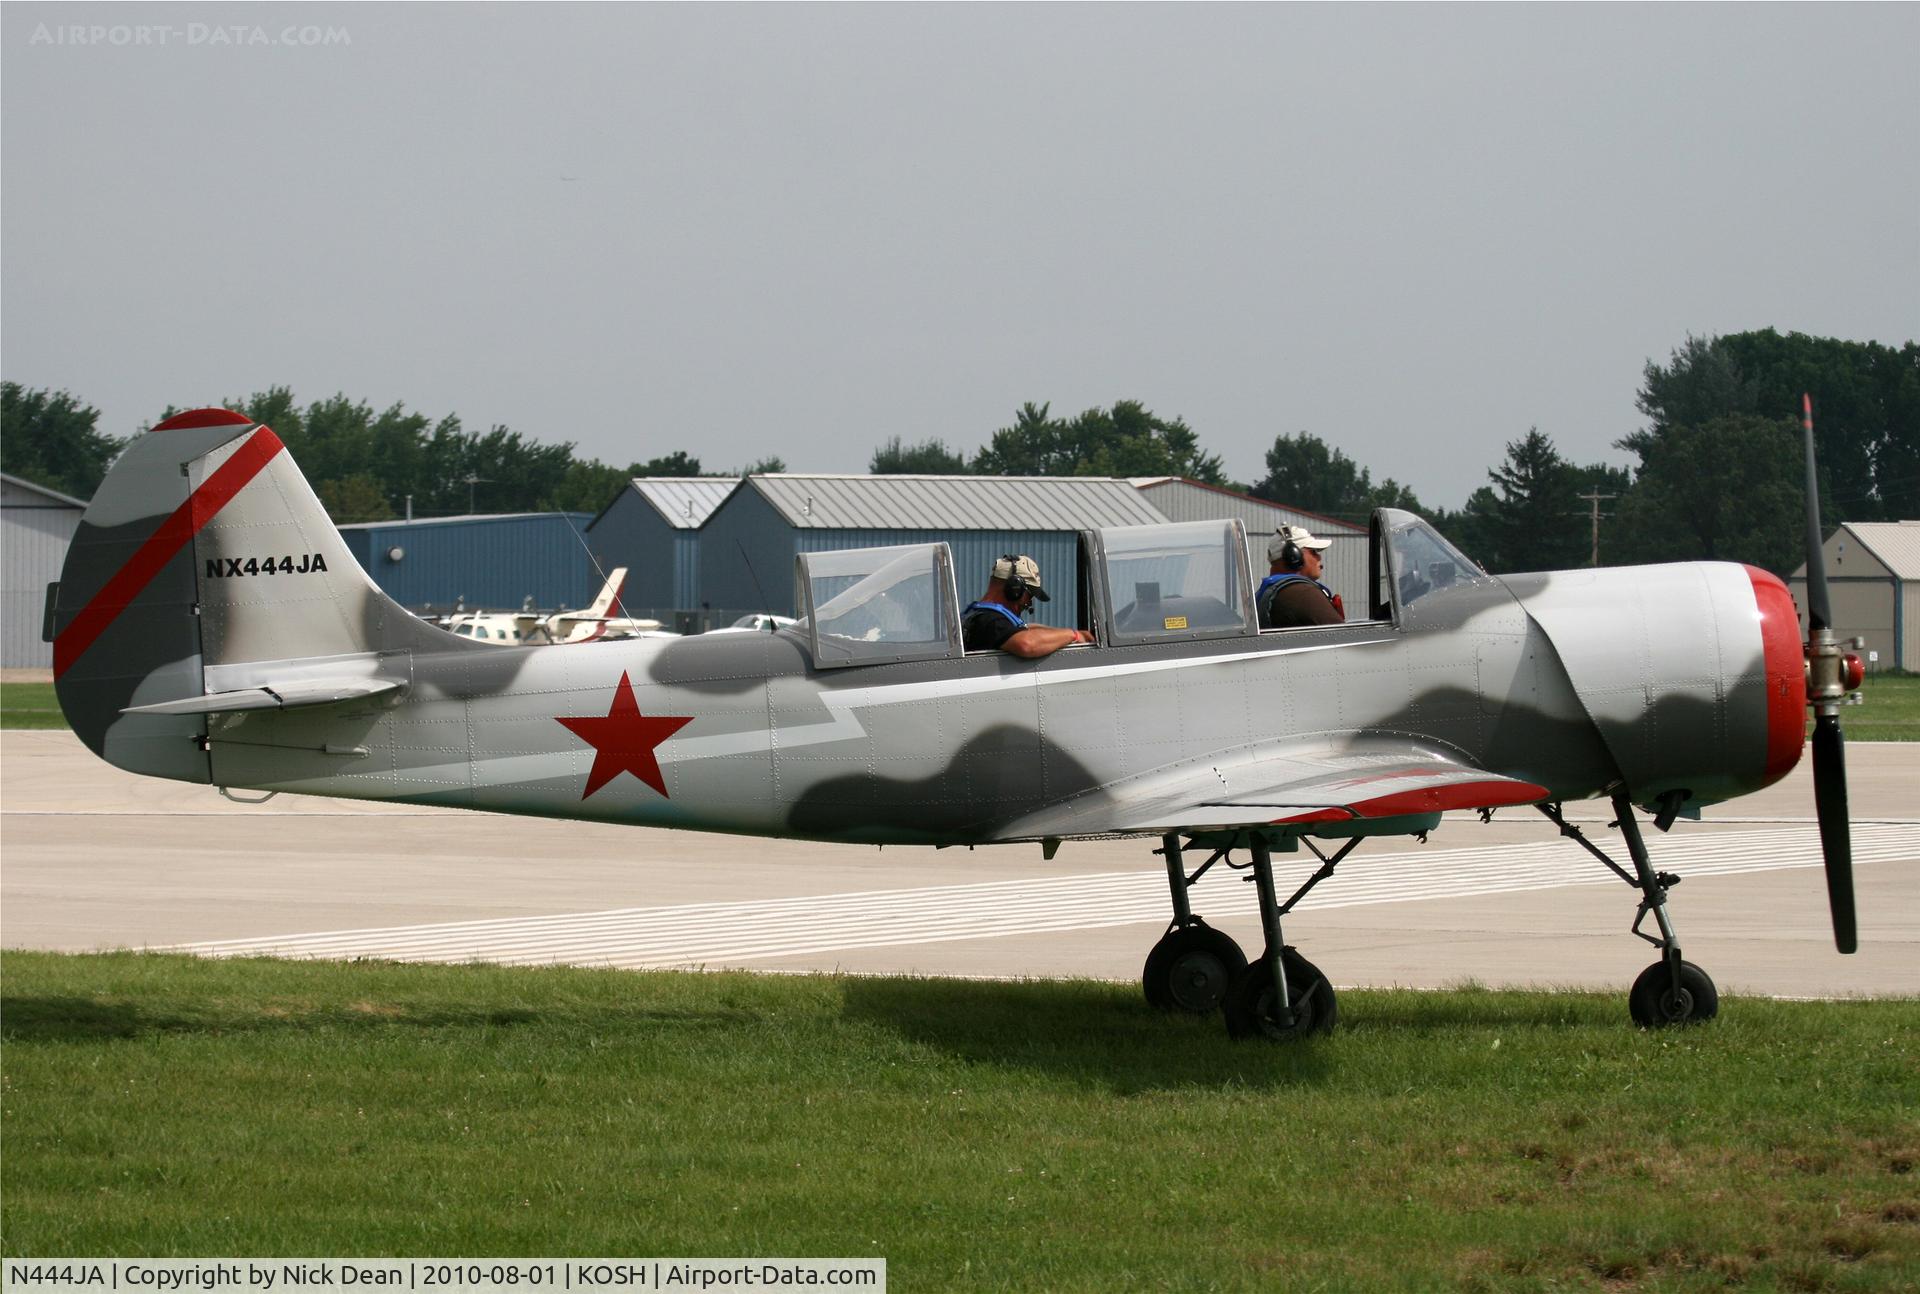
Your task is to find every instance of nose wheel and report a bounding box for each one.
[1541,794,1723,1030]
[1628,959,1718,1027]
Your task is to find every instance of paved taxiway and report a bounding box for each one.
[4,730,1916,999]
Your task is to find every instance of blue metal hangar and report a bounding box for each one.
[584,478,740,628]
[338,512,600,614]
[4,471,87,668]
[691,474,1169,627]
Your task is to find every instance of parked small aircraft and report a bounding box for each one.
[440,569,668,645]
[49,403,1864,1039]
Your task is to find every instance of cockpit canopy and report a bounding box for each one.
[795,543,962,668]
[1090,518,1257,645]
[791,512,1486,668]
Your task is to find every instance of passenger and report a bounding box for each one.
[962,554,1092,657]
[1258,526,1344,628]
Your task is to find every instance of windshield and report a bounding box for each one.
[1376,510,1489,612]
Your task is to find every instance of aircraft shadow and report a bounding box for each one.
[837,977,1335,1093]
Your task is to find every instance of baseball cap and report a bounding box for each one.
[1268,525,1333,562]
[992,554,1051,601]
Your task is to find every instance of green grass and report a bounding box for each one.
[3,954,1916,1290]
[1,681,66,729]
[1834,672,1920,741]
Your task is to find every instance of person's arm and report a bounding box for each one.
[1000,625,1092,658]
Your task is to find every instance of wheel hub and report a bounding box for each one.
[1168,952,1229,1011]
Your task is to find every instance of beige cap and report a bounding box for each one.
[1269,525,1332,562]
[991,554,1051,601]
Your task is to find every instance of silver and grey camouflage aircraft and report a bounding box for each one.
[49,405,1866,1040]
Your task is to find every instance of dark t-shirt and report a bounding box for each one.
[1257,574,1343,628]
[962,601,1026,652]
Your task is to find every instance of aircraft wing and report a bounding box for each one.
[121,677,404,716]
[1014,738,1549,838]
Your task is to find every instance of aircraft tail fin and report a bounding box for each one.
[50,409,440,780]
[584,567,628,620]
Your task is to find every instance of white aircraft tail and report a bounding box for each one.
[584,567,628,620]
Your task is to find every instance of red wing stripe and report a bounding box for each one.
[1270,779,1549,825]
[53,426,285,680]
[1344,781,1549,818]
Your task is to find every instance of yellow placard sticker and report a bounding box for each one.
[1163,615,1189,630]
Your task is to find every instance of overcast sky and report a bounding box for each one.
[4,3,1915,507]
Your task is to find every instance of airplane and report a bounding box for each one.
[710,613,800,635]
[440,569,670,645]
[47,403,1865,1040]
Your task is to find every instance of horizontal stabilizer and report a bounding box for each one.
[121,677,404,716]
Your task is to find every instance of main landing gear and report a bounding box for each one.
[1540,791,1719,1028]
[1142,789,1720,1039]
[1143,831,1355,1041]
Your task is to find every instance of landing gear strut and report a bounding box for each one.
[1144,830,1352,1040]
[1141,834,1246,1014]
[1540,792,1719,1028]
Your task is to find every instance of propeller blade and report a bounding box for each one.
[1811,712,1857,953]
[1801,393,1832,633]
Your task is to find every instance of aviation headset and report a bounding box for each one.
[1275,529,1303,570]
[1000,553,1032,602]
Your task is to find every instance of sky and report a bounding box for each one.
[4,3,1915,509]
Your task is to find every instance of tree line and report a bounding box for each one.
[5,329,1913,576]
[864,329,1916,577]
[0,383,784,523]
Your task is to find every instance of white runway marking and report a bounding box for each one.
[168,824,1920,970]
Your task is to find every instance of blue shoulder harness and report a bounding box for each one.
[964,601,1027,628]
[1258,573,1332,601]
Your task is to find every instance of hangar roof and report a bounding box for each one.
[747,474,1169,531]
[339,512,580,529]
[1843,521,1920,580]
[1128,476,1368,536]
[1,471,87,509]
[624,478,741,530]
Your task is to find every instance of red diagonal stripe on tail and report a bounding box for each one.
[53,426,285,679]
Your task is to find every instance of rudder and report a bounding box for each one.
[52,409,439,780]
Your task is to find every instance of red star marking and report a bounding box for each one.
[555,672,694,799]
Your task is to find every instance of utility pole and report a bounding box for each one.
[1577,490,1616,566]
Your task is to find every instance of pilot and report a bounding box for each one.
[962,554,1091,657]
[1258,526,1344,628]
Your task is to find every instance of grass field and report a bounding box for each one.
[1,681,66,729]
[9,676,1919,737]
[2,953,1915,1289]
[1823,672,1920,741]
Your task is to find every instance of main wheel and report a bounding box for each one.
[1142,923,1247,1013]
[1224,948,1338,1040]
[1627,959,1718,1028]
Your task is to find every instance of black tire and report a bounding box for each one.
[1142,923,1247,1013]
[1224,948,1338,1041]
[1627,959,1718,1028]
